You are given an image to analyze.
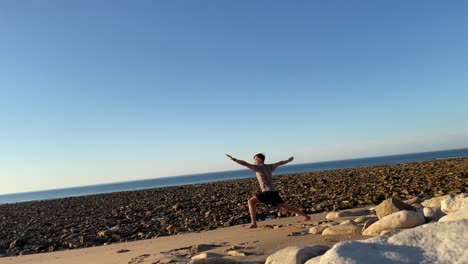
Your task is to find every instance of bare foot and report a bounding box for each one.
[244,224,258,229]
[298,215,311,222]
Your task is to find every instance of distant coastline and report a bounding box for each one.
[1,148,468,204]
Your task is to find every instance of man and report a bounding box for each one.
[225,153,311,228]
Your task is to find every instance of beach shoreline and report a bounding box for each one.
[1,157,467,258]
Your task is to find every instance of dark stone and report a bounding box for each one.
[79,235,94,244]
[9,238,29,249]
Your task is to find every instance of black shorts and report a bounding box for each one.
[256,191,284,206]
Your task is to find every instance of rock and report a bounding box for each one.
[68,242,80,249]
[441,196,468,214]
[288,231,307,236]
[172,204,182,210]
[322,224,362,235]
[325,209,372,221]
[33,240,52,251]
[309,223,337,235]
[403,197,423,205]
[191,252,224,259]
[191,244,221,254]
[379,229,403,236]
[188,257,237,264]
[362,218,379,231]
[324,212,341,221]
[374,198,416,219]
[265,245,330,264]
[439,208,468,222]
[339,219,357,225]
[309,224,330,235]
[79,235,94,244]
[156,257,179,264]
[305,256,321,264]
[227,250,246,256]
[315,221,468,263]
[363,210,426,236]
[94,237,107,245]
[421,195,452,208]
[308,226,326,235]
[165,225,174,232]
[97,230,113,238]
[9,238,29,249]
[110,225,121,231]
[422,207,446,222]
[354,215,378,224]
[189,252,239,264]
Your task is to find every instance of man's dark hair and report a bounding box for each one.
[254,153,265,162]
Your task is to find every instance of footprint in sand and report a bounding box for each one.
[128,253,151,264]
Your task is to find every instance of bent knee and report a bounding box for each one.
[248,197,259,205]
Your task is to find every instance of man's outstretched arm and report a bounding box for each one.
[225,154,256,170]
[272,156,294,169]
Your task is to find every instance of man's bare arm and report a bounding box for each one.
[273,156,294,169]
[225,154,257,170]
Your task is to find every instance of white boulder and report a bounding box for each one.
[265,245,330,264]
[315,221,468,263]
[422,206,446,222]
[421,195,452,208]
[441,196,468,214]
[363,210,425,236]
[439,208,468,222]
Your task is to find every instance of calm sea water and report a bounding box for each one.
[1,148,468,204]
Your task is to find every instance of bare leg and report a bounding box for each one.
[278,202,311,222]
[247,196,260,228]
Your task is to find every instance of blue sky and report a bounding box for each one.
[1,1,467,194]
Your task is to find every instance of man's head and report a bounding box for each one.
[253,153,265,165]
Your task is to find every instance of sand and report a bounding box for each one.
[0,208,370,264]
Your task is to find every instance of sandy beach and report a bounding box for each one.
[1,158,467,263]
[0,208,371,264]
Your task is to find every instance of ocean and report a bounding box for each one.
[1,148,468,204]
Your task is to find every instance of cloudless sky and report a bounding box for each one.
[1,1,467,195]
